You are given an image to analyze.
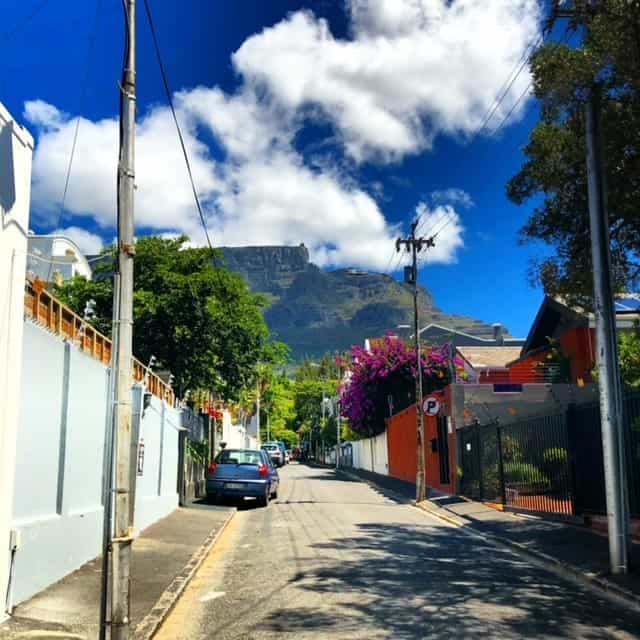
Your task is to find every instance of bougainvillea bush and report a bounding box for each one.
[339,335,463,437]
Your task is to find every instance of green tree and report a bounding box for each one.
[507,2,640,303]
[619,322,640,389]
[54,236,280,400]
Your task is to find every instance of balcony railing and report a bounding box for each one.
[24,278,175,405]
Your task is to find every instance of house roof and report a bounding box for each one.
[523,295,640,355]
[417,322,525,346]
[456,346,523,370]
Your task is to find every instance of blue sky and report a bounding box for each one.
[2,0,555,338]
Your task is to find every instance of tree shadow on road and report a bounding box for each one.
[258,522,640,639]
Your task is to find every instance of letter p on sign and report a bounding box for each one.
[423,396,440,416]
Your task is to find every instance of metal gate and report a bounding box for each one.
[437,415,450,485]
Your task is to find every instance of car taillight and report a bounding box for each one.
[259,464,268,477]
[208,463,217,474]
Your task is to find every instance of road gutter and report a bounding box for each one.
[133,509,236,640]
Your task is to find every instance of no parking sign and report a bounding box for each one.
[422,396,440,416]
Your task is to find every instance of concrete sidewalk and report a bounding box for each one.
[339,465,640,607]
[0,501,234,640]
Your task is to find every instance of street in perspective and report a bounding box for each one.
[1,1,640,639]
[156,464,640,640]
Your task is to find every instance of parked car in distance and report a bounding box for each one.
[275,441,288,464]
[206,448,278,507]
[262,443,284,467]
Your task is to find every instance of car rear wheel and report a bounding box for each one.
[257,491,270,508]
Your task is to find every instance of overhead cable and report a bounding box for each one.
[142,0,215,255]
[46,0,103,283]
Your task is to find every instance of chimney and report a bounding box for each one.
[492,323,504,345]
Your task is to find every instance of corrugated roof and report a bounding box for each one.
[457,346,523,369]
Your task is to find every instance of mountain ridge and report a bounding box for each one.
[220,245,512,359]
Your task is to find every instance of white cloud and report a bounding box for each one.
[25,0,539,270]
[234,0,541,161]
[27,102,220,232]
[430,188,474,209]
[414,202,464,263]
[54,226,104,254]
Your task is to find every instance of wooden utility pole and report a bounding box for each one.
[396,222,434,503]
[111,0,136,636]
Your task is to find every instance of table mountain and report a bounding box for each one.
[220,245,511,359]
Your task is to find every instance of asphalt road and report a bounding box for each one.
[155,464,640,640]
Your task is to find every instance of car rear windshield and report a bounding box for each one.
[216,450,263,465]
[264,445,279,451]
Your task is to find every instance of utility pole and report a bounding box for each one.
[585,85,629,574]
[111,0,136,637]
[397,221,434,503]
[552,0,630,576]
[321,390,325,464]
[256,380,261,446]
[99,275,119,640]
[336,397,341,469]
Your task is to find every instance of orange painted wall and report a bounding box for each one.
[387,405,417,485]
[559,327,595,383]
[505,327,596,385]
[508,351,547,383]
[386,387,457,494]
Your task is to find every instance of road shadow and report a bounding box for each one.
[257,521,640,638]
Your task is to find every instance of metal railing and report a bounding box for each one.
[24,278,174,404]
[457,391,640,517]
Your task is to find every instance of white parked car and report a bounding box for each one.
[262,443,284,467]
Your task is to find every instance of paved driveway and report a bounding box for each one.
[156,463,640,639]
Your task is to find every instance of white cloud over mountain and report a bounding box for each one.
[26,0,540,270]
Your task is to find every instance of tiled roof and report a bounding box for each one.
[457,346,523,369]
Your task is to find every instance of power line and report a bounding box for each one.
[1,0,51,48]
[489,24,572,138]
[474,33,545,138]
[142,0,215,255]
[46,0,103,283]
[487,80,534,137]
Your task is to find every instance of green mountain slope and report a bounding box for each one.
[220,245,510,359]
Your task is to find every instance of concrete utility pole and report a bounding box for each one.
[111,0,136,636]
[396,222,434,503]
[551,0,630,576]
[99,274,120,640]
[585,85,630,574]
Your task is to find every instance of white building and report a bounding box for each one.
[0,102,34,619]
[27,234,92,283]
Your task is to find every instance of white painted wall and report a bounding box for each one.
[349,431,389,476]
[0,103,33,618]
[10,321,180,606]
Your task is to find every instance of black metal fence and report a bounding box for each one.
[457,391,640,517]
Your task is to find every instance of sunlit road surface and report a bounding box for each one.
[155,463,640,640]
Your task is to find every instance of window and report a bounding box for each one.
[216,449,261,465]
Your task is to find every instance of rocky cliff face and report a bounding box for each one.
[220,245,505,359]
